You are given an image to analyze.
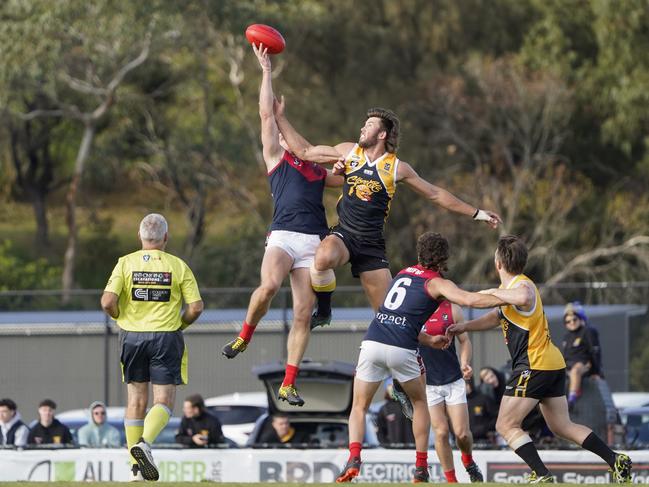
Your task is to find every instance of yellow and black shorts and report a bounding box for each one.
[119,329,188,385]
[504,368,566,399]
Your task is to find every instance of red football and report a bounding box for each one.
[425,318,451,336]
[245,24,286,54]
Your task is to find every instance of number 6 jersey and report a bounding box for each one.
[364,265,441,350]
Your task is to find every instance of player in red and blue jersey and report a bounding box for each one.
[221,44,343,407]
[336,232,507,484]
[419,301,483,483]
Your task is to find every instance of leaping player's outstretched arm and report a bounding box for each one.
[253,44,283,170]
[273,95,354,164]
[396,161,502,229]
[427,277,506,309]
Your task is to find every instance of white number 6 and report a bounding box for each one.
[384,277,412,310]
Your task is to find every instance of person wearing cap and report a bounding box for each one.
[562,303,602,410]
[27,399,73,446]
[77,401,121,447]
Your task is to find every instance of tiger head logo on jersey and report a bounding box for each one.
[347,176,382,202]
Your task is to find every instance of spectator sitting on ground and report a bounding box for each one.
[257,414,303,445]
[478,366,506,406]
[175,394,225,448]
[0,398,30,447]
[27,399,73,446]
[77,401,121,447]
[562,303,602,409]
[376,380,415,447]
[465,377,498,445]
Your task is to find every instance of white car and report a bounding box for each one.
[612,392,649,409]
[204,392,268,446]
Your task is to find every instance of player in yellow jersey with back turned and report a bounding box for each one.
[101,213,203,482]
[447,235,631,483]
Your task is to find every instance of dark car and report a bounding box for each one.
[619,406,649,447]
[247,360,379,448]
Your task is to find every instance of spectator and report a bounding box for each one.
[257,414,303,445]
[465,378,498,444]
[27,399,73,446]
[562,303,601,409]
[565,302,603,376]
[175,394,225,447]
[478,366,506,406]
[376,381,415,447]
[77,401,121,447]
[0,398,30,447]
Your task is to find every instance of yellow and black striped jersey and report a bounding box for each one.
[336,144,399,237]
[104,249,201,332]
[498,274,565,371]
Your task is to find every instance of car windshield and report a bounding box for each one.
[208,405,266,425]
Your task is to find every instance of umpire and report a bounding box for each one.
[101,213,203,481]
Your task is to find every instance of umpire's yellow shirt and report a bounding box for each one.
[104,249,201,332]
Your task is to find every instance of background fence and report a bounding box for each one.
[0,284,647,415]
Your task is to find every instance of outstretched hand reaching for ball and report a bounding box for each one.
[252,43,271,72]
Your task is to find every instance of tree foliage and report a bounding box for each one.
[0,0,648,297]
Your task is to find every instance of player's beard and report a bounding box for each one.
[359,132,378,149]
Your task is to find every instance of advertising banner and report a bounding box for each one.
[0,448,647,483]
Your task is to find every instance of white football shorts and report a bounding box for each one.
[266,230,321,269]
[426,377,467,407]
[355,340,422,383]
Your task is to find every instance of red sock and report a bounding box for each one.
[239,322,256,342]
[349,441,362,459]
[416,451,428,468]
[461,452,474,467]
[282,364,299,386]
[444,469,458,483]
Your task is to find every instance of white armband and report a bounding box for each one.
[473,209,491,222]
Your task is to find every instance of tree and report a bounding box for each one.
[0,1,155,301]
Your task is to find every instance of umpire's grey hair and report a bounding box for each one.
[139,213,168,242]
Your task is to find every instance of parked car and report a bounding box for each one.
[618,406,649,447]
[55,406,180,446]
[612,392,649,409]
[204,392,268,446]
[246,360,380,448]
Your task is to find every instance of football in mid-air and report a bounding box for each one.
[245,24,285,54]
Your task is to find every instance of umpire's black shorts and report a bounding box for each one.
[119,330,187,385]
[504,368,566,400]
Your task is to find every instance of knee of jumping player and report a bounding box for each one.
[310,267,336,292]
[495,416,516,439]
[257,281,281,302]
[433,424,450,443]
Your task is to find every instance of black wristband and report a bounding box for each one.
[472,208,480,219]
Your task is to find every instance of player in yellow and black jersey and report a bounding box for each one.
[447,235,631,483]
[274,103,502,321]
[101,213,203,482]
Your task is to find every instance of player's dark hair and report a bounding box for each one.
[0,398,17,411]
[367,107,400,153]
[416,232,449,272]
[39,399,56,409]
[185,393,205,412]
[496,235,528,275]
